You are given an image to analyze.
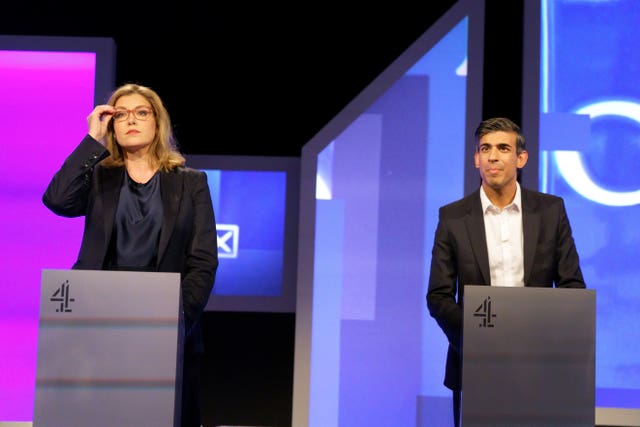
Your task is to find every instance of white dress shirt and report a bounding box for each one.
[480,182,525,287]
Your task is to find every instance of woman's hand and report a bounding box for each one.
[87,105,115,143]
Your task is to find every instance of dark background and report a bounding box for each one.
[2,1,523,425]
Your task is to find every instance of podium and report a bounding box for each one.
[462,285,596,427]
[33,269,184,427]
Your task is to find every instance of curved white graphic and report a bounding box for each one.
[554,100,640,207]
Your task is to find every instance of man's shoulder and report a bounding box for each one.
[522,187,564,206]
[439,191,479,217]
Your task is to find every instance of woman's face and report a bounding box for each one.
[112,93,156,153]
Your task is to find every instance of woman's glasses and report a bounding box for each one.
[112,106,154,122]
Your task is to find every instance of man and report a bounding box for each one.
[426,117,586,427]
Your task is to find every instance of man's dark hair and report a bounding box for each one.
[474,117,526,154]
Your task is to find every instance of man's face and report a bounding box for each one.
[474,130,528,191]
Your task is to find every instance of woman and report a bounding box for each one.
[43,83,218,427]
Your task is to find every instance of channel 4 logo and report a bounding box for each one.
[217,224,239,259]
[50,279,75,313]
[473,296,497,328]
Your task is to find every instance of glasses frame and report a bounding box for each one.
[112,106,155,122]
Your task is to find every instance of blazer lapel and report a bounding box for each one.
[465,192,491,285]
[521,189,541,284]
[158,171,182,265]
[101,167,124,245]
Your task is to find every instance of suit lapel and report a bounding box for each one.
[521,189,541,284]
[465,192,491,285]
[158,170,182,265]
[101,167,124,245]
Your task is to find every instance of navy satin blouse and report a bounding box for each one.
[111,171,163,270]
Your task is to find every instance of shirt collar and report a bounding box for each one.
[480,182,522,214]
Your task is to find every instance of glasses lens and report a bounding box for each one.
[113,109,128,121]
[134,107,153,120]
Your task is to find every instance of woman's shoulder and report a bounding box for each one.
[170,165,205,176]
[166,166,207,185]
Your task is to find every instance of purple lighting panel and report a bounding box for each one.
[0,49,97,420]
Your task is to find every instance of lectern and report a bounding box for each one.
[34,269,183,427]
[462,285,596,427]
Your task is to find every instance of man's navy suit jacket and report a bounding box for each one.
[426,187,586,391]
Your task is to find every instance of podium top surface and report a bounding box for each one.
[40,269,181,321]
[463,285,595,341]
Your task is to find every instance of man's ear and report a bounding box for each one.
[517,149,529,169]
